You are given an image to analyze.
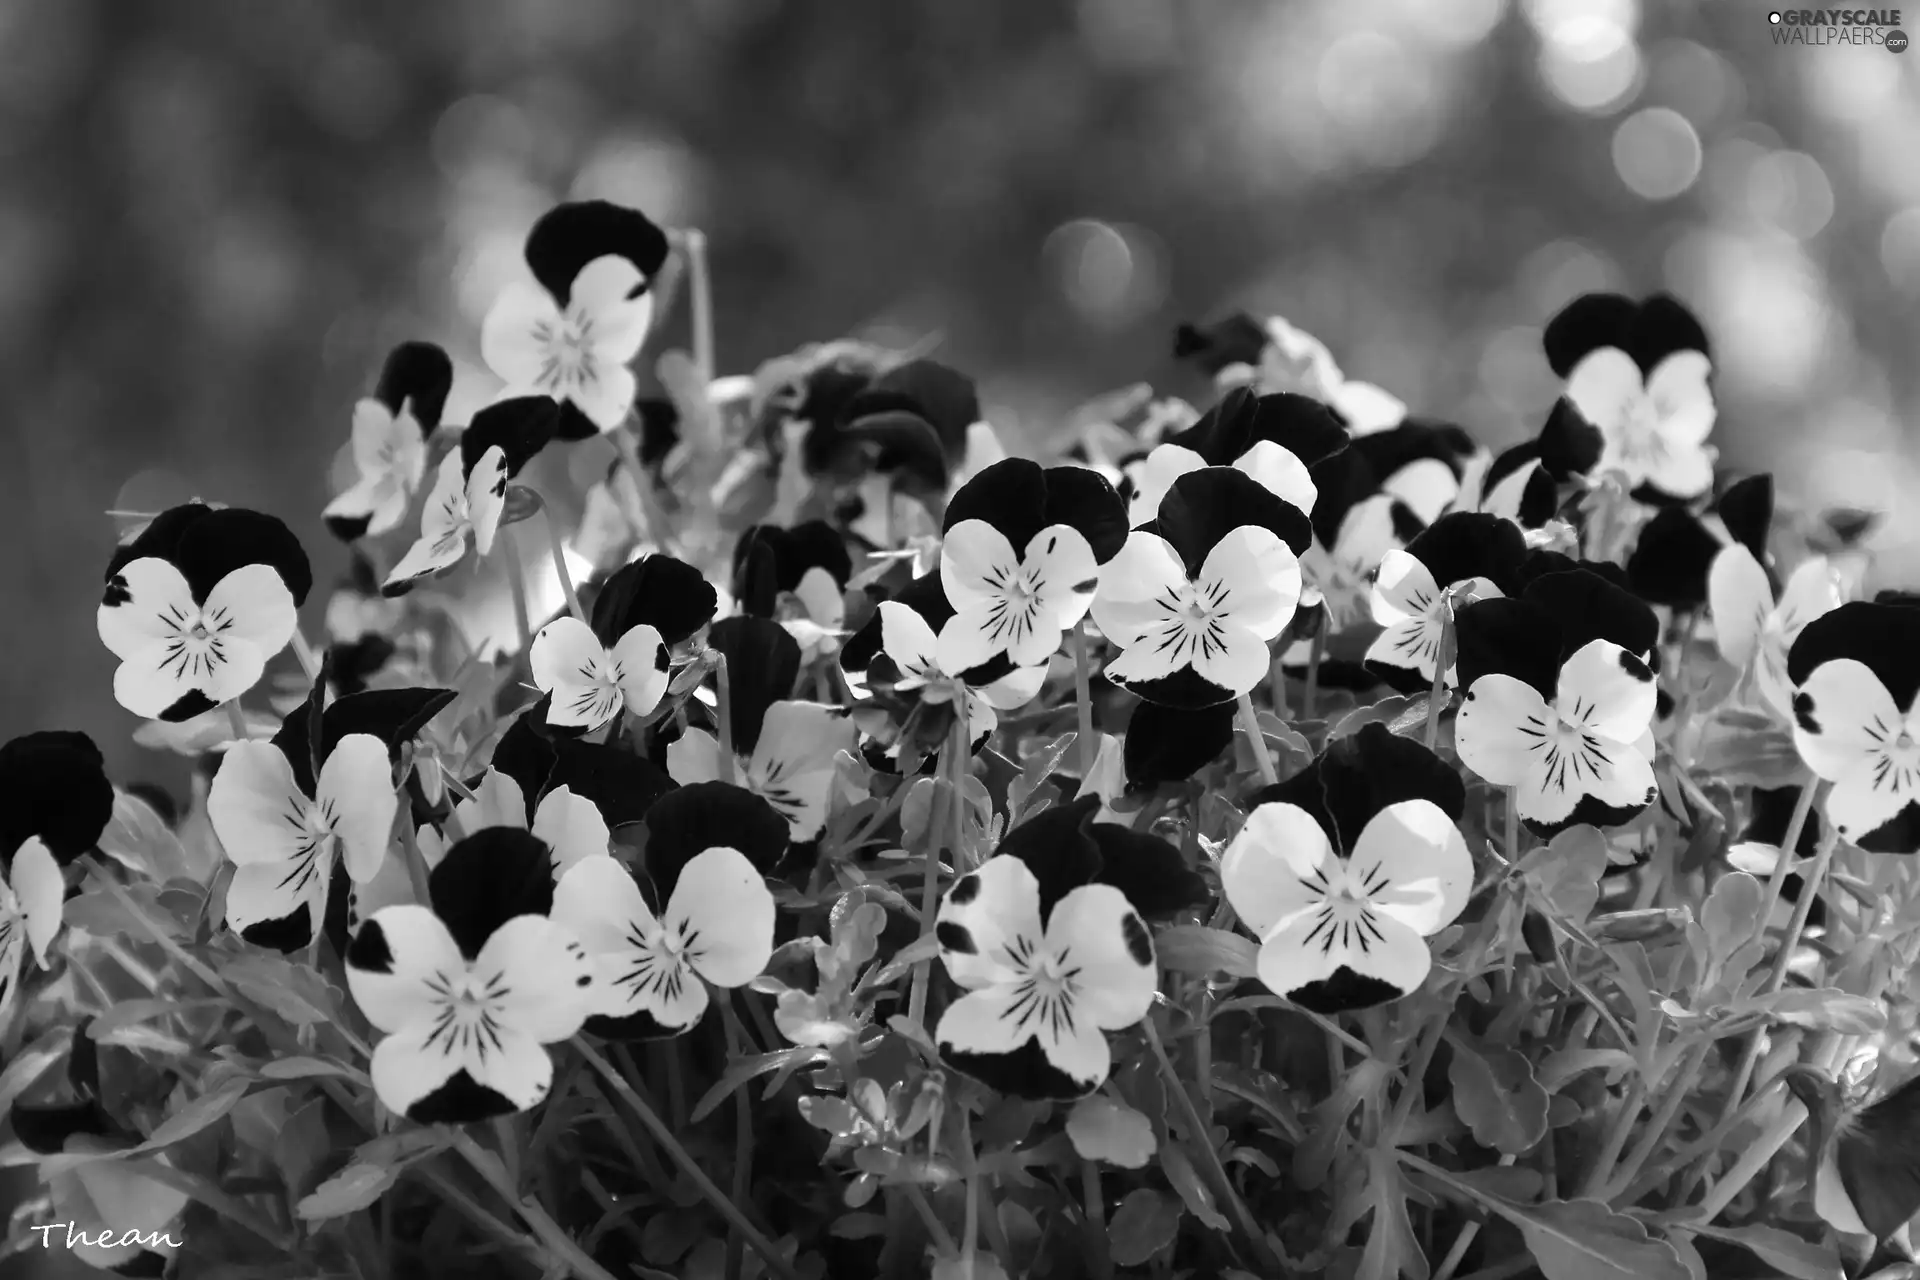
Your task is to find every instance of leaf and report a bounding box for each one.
[219,953,342,1028]
[1107,1188,1183,1267]
[1699,872,1765,982]
[900,777,944,851]
[1448,1041,1550,1155]
[1521,826,1610,922]
[1328,693,1430,743]
[1065,1096,1156,1169]
[98,789,214,885]
[1154,925,1258,979]
[257,1056,362,1082]
[132,1073,252,1153]
[297,1160,400,1221]
[1513,1199,1692,1280]
[799,1096,870,1142]
[1357,1146,1427,1280]
[690,1046,827,1123]
[1685,1222,1844,1280]
[1159,1142,1229,1231]
[930,1257,1011,1280]
[1691,720,1808,789]
[1739,988,1887,1035]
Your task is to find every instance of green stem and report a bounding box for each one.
[1695,1087,1804,1221]
[715,653,737,787]
[449,1130,620,1280]
[1235,691,1278,787]
[1384,1013,1448,1139]
[721,998,754,1280]
[684,228,714,384]
[1430,1155,1515,1280]
[225,700,249,744]
[575,1037,802,1280]
[908,713,967,1030]
[1081,1158,1114,1280]
[1303,626,1324,720]
[544,506,586,624]
[500,521,533,658]
[1424,610,1453,751]
[1072,618,1097,778]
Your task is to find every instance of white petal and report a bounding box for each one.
[346,904,466,1033]
[666,847,775,988]
[568,361,639,434]
[1708,545,1771,671]
[1641,441,1715,501]
[611,623,669,719]
[349,398,402,478]
[1190,622,1277,700]
[1331,379,1406,435]
[198,563,297,675]
[879,601,942,682]
[940,520,1023,615]
[317,734,399,884]
[530,616,621,730]
[1126,444,1206,526]
[1774,557,1844,638]
[571,256,653,358]
[749,702,856,841]
[1828,765,1917,847]
[473,915,596,1042]
[1793,659,1902,782]
[1564,348,1642,437]
[531,786,611,878]
[1646,351,1715,447]
[1518,732,1655,828]
[553,855,704,1027]
[1256,903,1433,1007]
[1198,526,1300,641]
[667,728,725,786]
[98,558,194,661]
[937,855,1045,990]
[1233,440,1317,515]
[1044,884,1156,1030]
[480,282,564,387]
[0,890,21,1028]
[1483,458,1543,523]
[1370,549,1440,626]
[10,839,64,967]
[792,566,846,630]
[1381,458,1459,527]
[371,1018,553,1121]
[1089,533,1190,650]
[324,473,413,539]
[1555,640,1657,742]
[935,986,1032,1057]
[976,663,1046,710]
[209,741,314,867]
[225,858,328,947]
[1222,802,1338,937]
[1364,616,1445,685]
[418,450,470,542]
[1348,801,1471,936]
[457,769,529,833]
[1455,675,1552,788]
[465,446,509,556]
[383,528,468,594]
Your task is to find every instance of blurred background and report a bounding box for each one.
[3,0,1919,797]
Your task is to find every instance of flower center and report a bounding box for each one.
[1617,391,1666,459]
[188,620,210,641]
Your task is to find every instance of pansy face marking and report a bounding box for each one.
[324,342,453,542]
[484,255,654,433]
[668,701,858,842]
[99,559,298,721]
[878,601,1045,740]
[1711,552,1844,723]
[529,616,669,732]
[937,520,1098,673]
[1788,600,1920,851]
[382,446,509,595]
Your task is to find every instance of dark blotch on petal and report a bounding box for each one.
[240,903,315,954]
[102,574,131,607]
[935,921,977,955]
[373,341,454,432]
[429,828,556,959]
[323,511,375,545]
[1524,789,1655,841]
[524,200,670,304]
[1850,801,1920,856]
[940,1033,1096,1102]
[1288,966,1408,1015]
[949,873,981,906]
[1788,602,1920,712]
[1792,691,1821,736]
[1254,723,1465,855]
[158,688,222,724]
[462,397,561,479]
[1119,912,1152,967]
[1617,651,1653,683]
[584,1008,696,1042]
[406,1067,524,1125]
[346,917,396,974]
[592,553,719,649]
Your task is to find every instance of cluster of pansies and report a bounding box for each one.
[11,192,1911,1276]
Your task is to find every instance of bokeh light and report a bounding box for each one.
[1612,107,1702,200]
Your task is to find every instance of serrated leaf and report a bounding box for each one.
[1159,1143,1229,1231]
[1685,1222,1843,1280]
[1357,1146,1427,1280]
[219,953,342,1027]
[1522,826,1610,922]
[1514,1199,1691,1280]
[1448,1042,1549,1155]
[1065,1096,1155,1169]
[1740,988,1887,1035]
[1108,1188,1182,1266]
[1154,925,1258,979]
[297,1160,400,1221]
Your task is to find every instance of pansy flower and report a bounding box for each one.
[1447,403,1596,539]
[323,341,454,542]
[811,358,981,491]
[732,521,853,661]
[1364,512,1527,693]
[1298,453,1407,632]
[383,396,560,595]
[933,796,1197,1099]
[0,733,112,1024]
[530,552,715,731]
[1543,292,1716,500]
[1121,387,1346,528]
[435,768,611,880]
[1173,312,1406,434]
[1620,472,1768,611]
[482,200,669,439]
[1223,724,1470,1012]
[938,458,1128,672]
[490,705,677,834]
[98,503,312,722]
[1784,600,1920,853]
[346,828,595,1123]
[1454,567,1662,836]
[1091,467,1308,708]
[668,617,856,842]
[551,782,785,1039]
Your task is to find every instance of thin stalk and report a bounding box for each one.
[224,700,250,744]
[448,1130,621,1280]
[1384,1013,1448,1138]
[1072,618,1097,778]
[289,628,323,681]
[1424,612,1453,751]
[501,522,534,658]
[1431,1156,1516,1280]
[721,998,754,1280]
[544,508,586,624]
[904,1186,956,1255]
[1695,1092,1804,1221]
[684,228,714,384]
[714,653,737,786]
[1081,1158,1114,1280]
[396,811,433,908]
[908,714,967,1030]
[1578,1074,1649,1198]
[1235,692,1278,787]
[1304,627,1324,720]
[575,1038,802,1280]
[1601,1038,1712,1200]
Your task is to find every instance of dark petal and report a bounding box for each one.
[136,506,314,608]
[1625,508,1722,609]
[845,359,980,453]
[841,572,952,675]
[1718,474,1774,563]
[490,708,558,821]
[591,553,719,648]
[1515,464,1560,528]
[782,520,855,587]
[1482,441,1538,497]
[524,199,670,304]
[1388,500,1426,546]
[1151,466,1314,566]
[1628,294,1711,371]
[1524,568,1659,664]
[1743,785,1823,859]
[635,398,682,467]
[346,915,396,972]
[324,511,374,544]
[329,634,398,697]
[1171,313,1269,375]
[944,458,1049,549]
[1305,450,1381,548]
[270,687,456,798]
[1404,512,1528,595]
[406,1068,523,1125]
[731,531,782,618]
[1542,293,1639,378]
[1852,803,1920,857]
[1877,591,1920,610]
[1524,788,1657,840]
[1108,664,1238,711]
[640,782,787,909]
[1044,465,1130,564]
[1787,602,1920,711]
[1363,654,1439,698]
[1172,388,1350,470]
[992,799,1105,924]
[240,902,316,953]
[373,341,454,432]
[552,400,604,443]
[707,616,802,756]
[547,738,677,831]
[1289,967,1408,1014]
[1351,417,1478,483]
[428,828,556,959]
[114,1252,172,1279]
[462,397,562,479]
[1453,598,1563,700]
[1536,400,1605,481]
[1835,1071,1920,1243]
[1084,820,1208,920]
[1123,701,1235,787]
[1251,722,1465,855]
[9,1101,115,1154]
[841,413,949,492]
[158,689,222,723]
[939,1034,1096,1101]
[103,502,212,584]
[0,731,114,865]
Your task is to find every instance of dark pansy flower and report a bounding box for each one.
[490,704,677,833]
[732,521,854,661]
[98,504,312,722]
[552,782,783,1040]
[1542,292,1716,500]
[668,617,855,841]
[0,732,113,1023]
[1297,447,1409,631]
[589,551,720,650]
[932,805,1172,1100]
[1223,724,1470,1013]
[822,358,981,490]
[1349,418,1485,531]
[1622,472,1768,609]
[323,341,454,542]
[1123,388,1346,527]
[1454,569,1661,836]
[1786,602,1920,853]
[383,397,561,596]
[1173,312,1406,434]
[1449,402,1599,539]
[939,459,1127,672]
[345,829,596,1123]
[1091,468,1308,708]
[482,200,669,439]
[1363,512,1527,693]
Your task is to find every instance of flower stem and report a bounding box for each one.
[1695,1087,1805,1222]
[1072,618,1096,778]
[1431,1154,1515,1280]
[1081,1158,1114,1280]
[684,228,714,384]
[714,652,737,787]
[574,1037,802,1280]
[907,713,967,1031]
[448,1130,620,1280]
[224,700,250,744]
[720,998,754,1280]
[544,508,586,624]
[289,628,323,682]
[500,522,534,658]
[1303,626,1324,720]
[1235,692,1278,787]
